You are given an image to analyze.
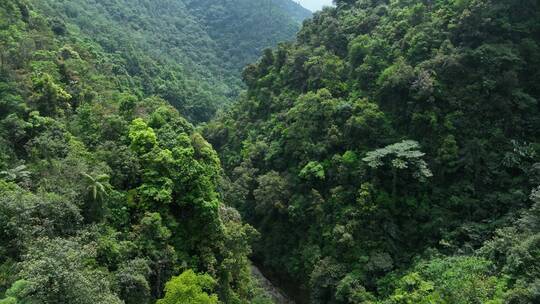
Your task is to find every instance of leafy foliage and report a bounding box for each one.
[205,0,540,302]
[0,0,291,303]
[157,270,218,304]
[2,0,540,303]
[31,0,310,122]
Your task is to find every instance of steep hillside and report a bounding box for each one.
[31,0,310,122]
[3,0,540,303]
[0,0,276,303]
[205,0,540,302]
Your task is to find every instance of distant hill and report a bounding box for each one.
[270,0,313,23]
[185,0,312,70]
[31,0,311,122]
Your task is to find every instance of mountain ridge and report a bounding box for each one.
[31,0,311,122]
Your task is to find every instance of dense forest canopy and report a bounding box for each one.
[205,0,540,302]
[0,0,307,303]
[30,0,310,122]
[1,0,540,303]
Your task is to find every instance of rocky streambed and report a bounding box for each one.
[251,265,294,304]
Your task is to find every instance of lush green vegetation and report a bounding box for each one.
[205,0,540,302]
[30,0,309,122]
[0,0,307,303]
[2,0,540,303]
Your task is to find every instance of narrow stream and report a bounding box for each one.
[251,265,295,304]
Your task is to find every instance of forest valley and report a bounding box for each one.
[1,0,540,304]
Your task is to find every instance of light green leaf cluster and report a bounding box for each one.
[157,270,219,304]
[363,140,433,180]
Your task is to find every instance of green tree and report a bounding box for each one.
[383,256,507,304]
[81,172,111,222]
[363,140,432,196]
[116,259,152,304]
[157,270,219,304]
[0,280,30,304]
[129,118,157,155]
[14,237,122,304]
[82,172,110,202]
[30,73,71,117]
[0,165,30,184]
[299,161,326,181]
[253,171,289,214]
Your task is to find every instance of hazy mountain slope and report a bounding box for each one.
[185,0,311,70]
[31,0,310,122]
[271,0,312,22]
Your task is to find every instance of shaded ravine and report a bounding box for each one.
[251,265,295,304]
